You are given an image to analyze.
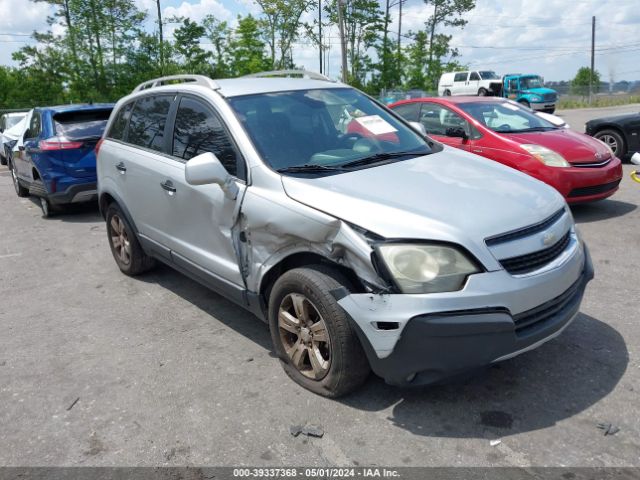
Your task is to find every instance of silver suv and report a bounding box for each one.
[97,72,593,397]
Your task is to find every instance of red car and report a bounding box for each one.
[389,97,623,203]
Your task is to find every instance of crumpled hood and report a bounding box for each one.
[507,128,612,163]
[281,146,565,265]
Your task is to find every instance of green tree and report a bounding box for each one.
[326,0,384,87]
[255,0,313,69]
[173,18,213,74]
[423,0,475,88]
[202,15,232,78]
[228,15,270,76]
[571,67,601,95]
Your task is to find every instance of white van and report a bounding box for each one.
[438,70,502,97]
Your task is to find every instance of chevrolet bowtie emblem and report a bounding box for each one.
[542,232,557,246]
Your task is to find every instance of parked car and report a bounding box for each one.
[9,104,114,217]
[0,111,28,165]
[390,96,623,203]
[438,70,502,97]
[1,111,30,166]
[97,73,593,397]
[585,111,640,160]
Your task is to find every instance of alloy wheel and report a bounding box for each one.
[599,134,618,155]
[278,293,331,380]
[110,215,131,265]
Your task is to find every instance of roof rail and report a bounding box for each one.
[132,74,219,93]
[242,70,333,82]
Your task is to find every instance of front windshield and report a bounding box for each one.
[227,88,430,172]
[458,101,557,133]
[520,76,543,89]
[479,71,500,80]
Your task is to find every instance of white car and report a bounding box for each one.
[438,70,502,97]
[0,111,28,165]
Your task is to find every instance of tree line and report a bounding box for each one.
[0,0,476,108]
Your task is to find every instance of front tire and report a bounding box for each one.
[268,266,370,397]
[594,129,626,158]
[518,99,531,109]
[478,88,488,96]
[106,203,155,276]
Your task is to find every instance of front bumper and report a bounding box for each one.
[531,102,556,111]
[539,157,623,203]
[338,242,593,386]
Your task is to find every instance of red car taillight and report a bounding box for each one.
[39,137,83,150]
[95,138,104,156]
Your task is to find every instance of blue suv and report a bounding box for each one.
[10,104,114,216]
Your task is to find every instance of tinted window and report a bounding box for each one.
[107,103,133,141]
[391,103,421,122]
[54,109,112,140]
[419,103,480,139]
[469,72,480,81]
[25,113,41,139]
[128,95,173,152]
[479,71,500,80]
[454,72,468,82]
[172,97,239,177]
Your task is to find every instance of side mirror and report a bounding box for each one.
[184,152,239,200]
[409,121,426,135]
[445,126,468,139]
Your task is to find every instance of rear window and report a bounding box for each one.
[54,109,113,140]
[107,103,133,141]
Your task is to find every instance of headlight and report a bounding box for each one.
[520,144,570,167]
[377,244,480,294]
[530,95,542,102]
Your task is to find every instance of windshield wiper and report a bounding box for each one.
[277,164,347,174]
[340,150,430,169]
[501,126,557,133]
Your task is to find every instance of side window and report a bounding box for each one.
[107,103,133,141]
[454,72,468,82]
[509,79,519,91]
[172,97,241,178]
[25,113,41,139]
[127,95,173,152]
[419,104,479,139]
[469,72,480,81]
[391,103,421,122]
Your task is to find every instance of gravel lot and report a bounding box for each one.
[0,105,638,467]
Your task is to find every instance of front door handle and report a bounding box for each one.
[115,162,126,174]
[160,180,177,194]
[472,148,483,153]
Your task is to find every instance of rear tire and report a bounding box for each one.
[106,203,155,276]
[268,266,370,398]
[10,161,28,197]
[594,129,626,158]
[443,89,451,96]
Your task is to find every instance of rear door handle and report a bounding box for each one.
[115,162,126,173]
[160,180,176,194]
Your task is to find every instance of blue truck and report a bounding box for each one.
[497,74,558,114]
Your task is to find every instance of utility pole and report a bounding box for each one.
[156,0,164,75]
[318,0,322,74]
[589,15,595,104]
[337,0,348,83]
[397,0,402,66]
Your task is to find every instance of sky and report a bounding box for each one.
[0,0,639,83]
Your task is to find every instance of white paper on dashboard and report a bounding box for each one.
[354,115,398,135]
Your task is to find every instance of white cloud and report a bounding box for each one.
[0,0,52,65]
[163,0,232,24]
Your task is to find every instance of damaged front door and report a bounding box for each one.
[163,95,247,289]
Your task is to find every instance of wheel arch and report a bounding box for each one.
[593,124,627,143]
[99,190,140,235]
[258,252,367,307]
